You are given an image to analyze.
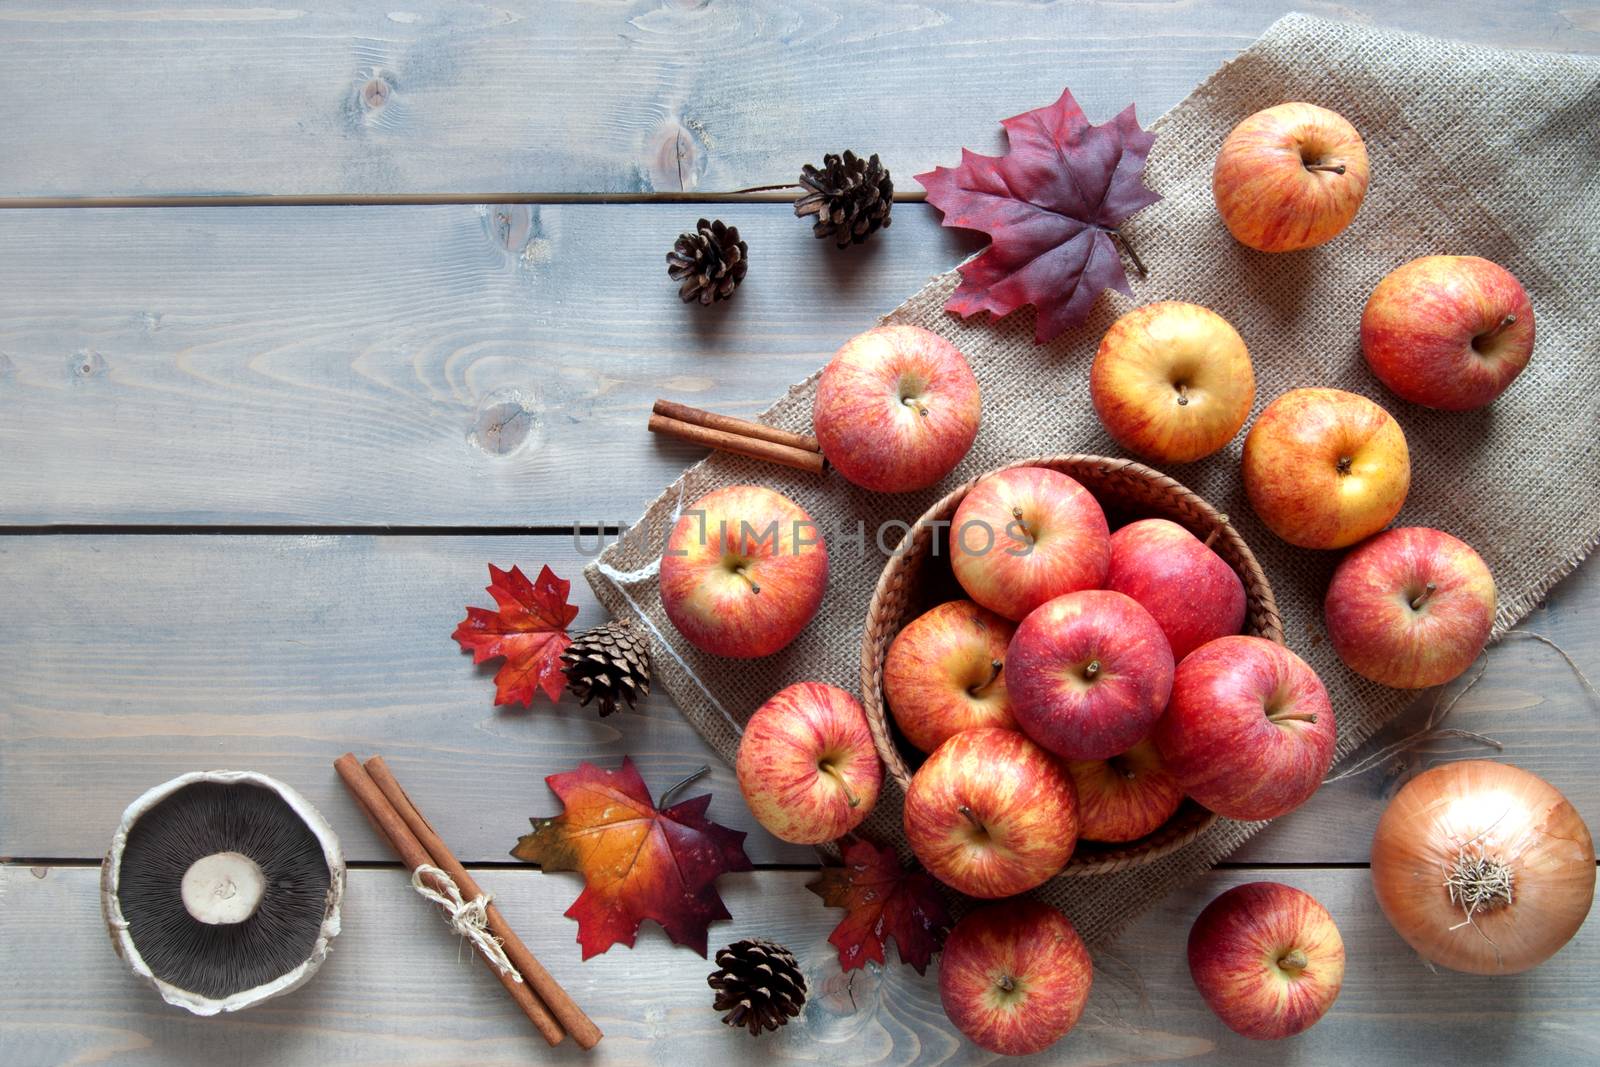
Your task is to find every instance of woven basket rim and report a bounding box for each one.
[859,454,1284,877]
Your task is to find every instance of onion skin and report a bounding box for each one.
[1370,760,1595,975]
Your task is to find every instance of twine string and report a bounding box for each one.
[410,864,524,983]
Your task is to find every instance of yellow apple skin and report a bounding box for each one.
[1242,388,1409,550]
[1091,302,1255,463]
[1213,102,1369,253]
[884,599,1018,755]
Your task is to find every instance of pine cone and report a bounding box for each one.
[707,938,808,1036]
[794,151,894,247]
[561,619,651,717]
[666,218,748,305]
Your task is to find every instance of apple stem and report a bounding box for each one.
[733,565,761,595]
[1304,162,1346,174]
[1278,948,1309,973]
[818,761,862,808]
[901,395,930,417]
[1083,659,1101,680]
[1410,582,1437,610]
[1204,515,1228,549]
[969,659,1004,697]
[1175,382,1190,407]
[1011,506,1035,546]
[1109,756,1137,781]
[957,804,987,834]
[1109,228,1147,277]
[1269,710,1319,725]
[658,765,710,809]
[1478,313,1518,345]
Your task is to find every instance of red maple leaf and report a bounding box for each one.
[511,759,752,959]
[916,88,1162,343]
[807,837,951,975]
[452,564,579,706]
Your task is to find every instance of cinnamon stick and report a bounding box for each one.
[649,414,826,474]
[652,398,820,454]
[364,756,602,1050]
[333,754,565,1047]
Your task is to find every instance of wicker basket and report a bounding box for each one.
[859,455,1284,876]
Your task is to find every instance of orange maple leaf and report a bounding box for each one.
[512,759,752,958]
[452,564,579,706]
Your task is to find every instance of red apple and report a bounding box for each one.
[950,466,1111,622]
[1325,527,1496,689]
[1242,387,1410,550]
[812,324,980,493]
[659,484,828,658]
[735,682,882,844]
[883,599,1017,754]
[1091,301,1256,463]
[903,728,1077,898]
[1105,518,1246,662]
[1066,738,1185,843]
[1361,255,1535,411]
[939,900,1093,1056]
[1212,102,1369,253]
[1154,636,1335,821]
[1006,590,1174,761]
[1188,882,1346,1039]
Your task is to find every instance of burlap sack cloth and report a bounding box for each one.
[590,14,1600,947]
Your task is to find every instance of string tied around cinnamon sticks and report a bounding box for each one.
[334,753,602,1049]
[409,863,522,982]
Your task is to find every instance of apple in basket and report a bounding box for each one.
[950,466,1111,622]
[883,599,1017,754]
[903,728,1077,898]
[1154,636,1335,821]
[1006,590,1175,761]
[1090,301,1256,463]
[939,900,1093,1056]
[659,484,827,658]
[812,324,981,493]
[1188,882,1346,1039]
[1361,255,1536,411]
[1105,518,1247,662]
[1212,102,1369,253]
[735,682,881,845]
[1324,527,1496,689]
[1065,739,1186,844]
[1242,387,1410,550]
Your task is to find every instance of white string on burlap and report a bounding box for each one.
[410,864,524,983]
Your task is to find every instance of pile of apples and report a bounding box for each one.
[654,99,1532,1056]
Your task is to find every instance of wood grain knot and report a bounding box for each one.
[470,391,542,457]
[647,119,704,192]
[362,77,392,110]
[70,350,106,380]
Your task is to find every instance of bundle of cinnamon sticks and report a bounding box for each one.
[334,753,602,1049]
[648,397,826,474]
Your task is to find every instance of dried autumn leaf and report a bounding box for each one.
[512,759,753,959]
[916,88,1162,343]
[452,563,579,707]
[807,837,951,975]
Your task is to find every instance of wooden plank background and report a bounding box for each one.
[1,2,1597,1064]
[0,1,1593,199]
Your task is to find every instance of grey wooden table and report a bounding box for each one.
[1,4,1596,1065]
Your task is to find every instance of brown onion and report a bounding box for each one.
[1370,760,1594,975]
